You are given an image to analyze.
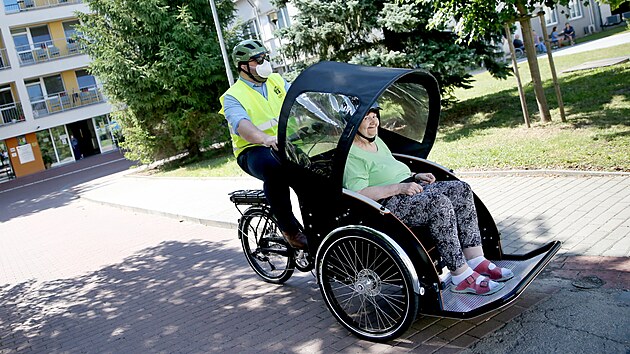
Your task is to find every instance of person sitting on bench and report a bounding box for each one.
[563,23,576,45]
[550,26,562,48]
[533,30,547,53]
[343,106,514,296]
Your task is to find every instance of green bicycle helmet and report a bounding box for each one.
[232,39,267,68]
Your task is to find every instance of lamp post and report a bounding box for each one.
[208,0,234,85]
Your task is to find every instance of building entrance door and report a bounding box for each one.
[67,119,99,159]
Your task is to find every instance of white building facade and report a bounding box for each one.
[232,0,298,74]
[0,0,115,181]
[505,0,615,54]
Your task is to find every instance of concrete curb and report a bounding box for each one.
[455,169,630,177]
[125,169,630,182]
[80,196,239,230]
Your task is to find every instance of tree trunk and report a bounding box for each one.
[516,3,552,123]
[187,143,201,160]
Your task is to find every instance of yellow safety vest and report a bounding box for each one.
[219,73,286,157]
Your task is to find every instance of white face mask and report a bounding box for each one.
[254,60,273,78]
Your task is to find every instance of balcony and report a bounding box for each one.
[0,49,10,70]
[4,0,82,14]
[16,38,86,67]
[0,102,26,126]
[31,85,105,118]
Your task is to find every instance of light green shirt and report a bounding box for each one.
[343,137,411,192]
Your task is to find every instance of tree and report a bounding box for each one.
[423,0,583,123]
[275,0,510,103]
[77,0,236,163]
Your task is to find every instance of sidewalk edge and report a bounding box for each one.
[456,169,630,177]
[80,196,238,230]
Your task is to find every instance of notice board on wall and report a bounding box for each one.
[16,143,35,164]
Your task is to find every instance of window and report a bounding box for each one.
[11,25,53,64]
[11,28,31,52]
[277,7,290,28]
[4,0,20,13]
[241,19,259,40]
[378,83,430,144]
[25,80,44,100]
[0,85,14,106]
[568,0,583,19]
[25,80,47,117]
[30,25,51,47]
[63,20,80,40]
[285,92,357,177]
[269,7,291,30]
[43,75,64,95]
[544,6,558,25]
[76,69,97,89]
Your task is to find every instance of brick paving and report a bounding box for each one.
[1,162,628,353]
[1,198,626,353]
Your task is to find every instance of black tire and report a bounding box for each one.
[318,231,418,341]
[239,207,294,284]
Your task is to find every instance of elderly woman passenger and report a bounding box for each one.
[343,106,514,295]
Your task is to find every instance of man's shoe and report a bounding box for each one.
[281,231,308,250]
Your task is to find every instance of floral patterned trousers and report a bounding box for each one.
[383,180,482,271]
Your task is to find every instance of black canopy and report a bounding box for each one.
[277,61,441,187]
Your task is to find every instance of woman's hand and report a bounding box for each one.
[414,173,436,184]
[398,182,423,196]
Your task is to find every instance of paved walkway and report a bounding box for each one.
[552,30,630,58]
[1,155,629,353]
[79,171,630,258]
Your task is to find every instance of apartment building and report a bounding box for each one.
[0,0,114,182]
[234,0,297,74]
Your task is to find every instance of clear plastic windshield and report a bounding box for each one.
[376,82,430,143]
[285,92,358,177]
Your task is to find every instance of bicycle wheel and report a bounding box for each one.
[318,231,418,341]
[239,206,294,284]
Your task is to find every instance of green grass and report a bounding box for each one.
[149,34,630,176]
[432,41,630,171]
[142,146,248,177]
[454,33,630,101]
[575,25,629,44]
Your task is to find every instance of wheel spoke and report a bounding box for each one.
[320,235,415,337]
[367,294,398,328]
[329,249,357,280]
[339,242,360,276]
[240,210,293,283]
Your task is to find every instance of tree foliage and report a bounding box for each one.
[421,0,584,122]
[422,0,573,42]
[77,0,236,163]
[275,0,510,102]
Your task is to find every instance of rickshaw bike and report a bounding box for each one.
[229,61,561,342]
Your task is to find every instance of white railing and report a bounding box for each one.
[31,85,105,118]
[0,102,26,126]
[16,37,86,66]
[0,48,10,70]
[4,0,82,14]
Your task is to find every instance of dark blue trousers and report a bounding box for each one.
[237,146,299,234]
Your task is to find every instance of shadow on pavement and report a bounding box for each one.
[0,240,342,353]
[0,152,137,223]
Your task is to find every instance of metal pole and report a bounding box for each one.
[538,12,566,122]
[208,0,234,85]
[246,0,263,42]
[504,23,530,128]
